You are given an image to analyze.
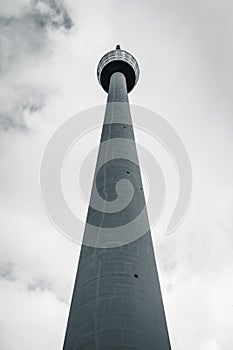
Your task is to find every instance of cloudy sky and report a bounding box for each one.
[0,0,233,349]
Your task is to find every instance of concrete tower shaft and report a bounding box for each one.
[62,47,172,350]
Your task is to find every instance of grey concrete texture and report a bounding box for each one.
[63,71,172,349]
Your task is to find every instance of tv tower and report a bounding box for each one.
[62,46,172,349]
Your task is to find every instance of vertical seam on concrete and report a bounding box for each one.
[94,260,101,349]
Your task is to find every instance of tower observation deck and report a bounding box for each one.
[62,46,172,350]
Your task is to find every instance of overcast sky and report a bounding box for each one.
[0,0,233,349]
